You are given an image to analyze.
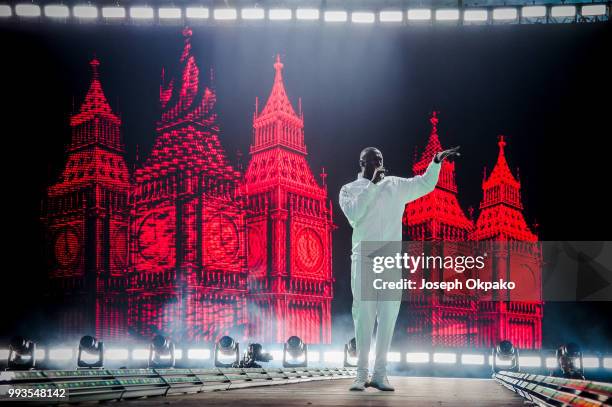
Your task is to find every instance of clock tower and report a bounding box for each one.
[129,28,247,342]
[44,58,130,340]
[245,55,334,344]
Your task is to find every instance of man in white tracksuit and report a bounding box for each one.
[339,146,460,391]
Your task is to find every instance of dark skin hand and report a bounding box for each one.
[434,146,461,164]
[360,146,461,184]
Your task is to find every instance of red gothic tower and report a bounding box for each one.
[472,136,543,349]
[402,112,477,347]
[129,28,247,343]
[245,55,334,344]
[44,58,130,340]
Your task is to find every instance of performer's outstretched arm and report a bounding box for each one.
[396,146,460,203]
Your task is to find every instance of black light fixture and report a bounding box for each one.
[556,342,584,379]
[148,335,175,369]
[343,337,357,368]
[77,335,104,369]
[237,343,273,368]
[7,336,36,371]
[492,340,519,373]
[283,336,307,368]
[214,335,239,368]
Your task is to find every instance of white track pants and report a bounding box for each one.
[350,255,401,378]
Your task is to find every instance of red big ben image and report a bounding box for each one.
[44,29,335,345]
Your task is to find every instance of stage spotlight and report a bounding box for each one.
[236,343,272,368]
[214,335,239,367]
[492,340,519,373]
[148,335,175,368]
[7,336,36,370]
[343,337,357,367]
[77,335,104,368]
[283,336,307,368]
[556,342,584,379]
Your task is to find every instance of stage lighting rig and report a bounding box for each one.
[283,336,308,368]
[492,340,519,373]
[7,336,36,370]
[214,335,240,368]
[343,337,357,368]
[77,335,104,369]
[556,342,585,379]
[148,335,175,369]
[235,343,273,368]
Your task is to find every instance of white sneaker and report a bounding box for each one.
[349,378,367,391]
[368,375,395,391]
[349,371,369,391]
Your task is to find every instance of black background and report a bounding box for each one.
[1,21,610,350]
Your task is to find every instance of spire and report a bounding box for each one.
[414,111,443,171]
[473,136,536,241]
[158,26,217,129]
[403,111,471,241]
[250,54,306,154]
[259,54,299,118]
[484,135,520,189]
[70,57,120,127]
[481,136,523,209]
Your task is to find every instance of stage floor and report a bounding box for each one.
[112,376,525,407]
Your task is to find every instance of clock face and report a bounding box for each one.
[203,214,239,265]
[295,228,324,274]
[137,208,174,265]
[247,224,265,272]
[53,227,81,268]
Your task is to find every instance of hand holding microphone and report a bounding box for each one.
[371,165,386,184]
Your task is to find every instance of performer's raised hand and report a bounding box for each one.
[434,146,461,163]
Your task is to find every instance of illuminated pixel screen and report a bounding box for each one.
[1,20,611,351]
